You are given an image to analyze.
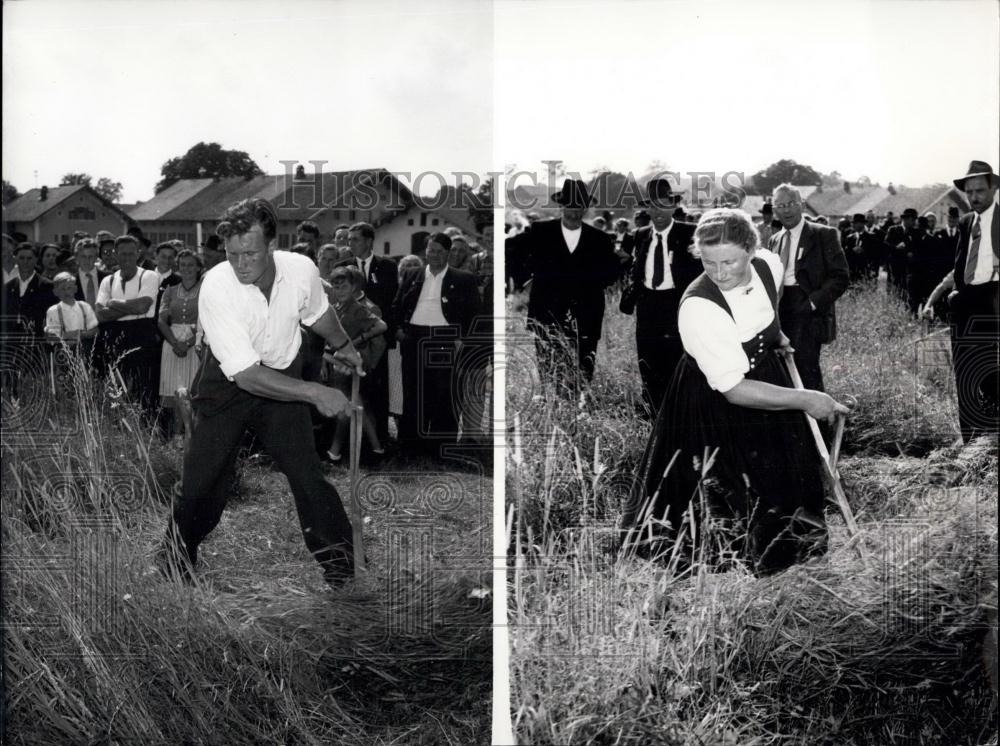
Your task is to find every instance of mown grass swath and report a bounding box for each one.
[2,347,491,745]
[508,278,998,746]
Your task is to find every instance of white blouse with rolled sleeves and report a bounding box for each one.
[677,249,784,393]
[198,251,329,380]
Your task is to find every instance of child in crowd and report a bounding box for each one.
[323,265,388,464]
[44,272,98,347]
[44,272,99,390]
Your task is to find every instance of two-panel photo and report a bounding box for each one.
[1,1,997,744]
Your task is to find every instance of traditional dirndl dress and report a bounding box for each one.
[619,255,828,576]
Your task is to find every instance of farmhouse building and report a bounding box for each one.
[2,185,134,247]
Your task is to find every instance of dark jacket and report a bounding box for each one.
[2,273,57,338]
[619,221,700,315]
[392,266,480,338]
[507,218,619,340]
[768,220,849,342]
[953,207,999,293]
[73,268,110,303]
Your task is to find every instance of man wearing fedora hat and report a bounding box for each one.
[757,202,776,247]
[884,207,920,296]
[844,213,874,282]
[921,160,999,443]
[619,178,700,416]
[506,178,620,384]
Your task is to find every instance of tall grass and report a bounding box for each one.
[507,282,998,745]
[2,347,491,745]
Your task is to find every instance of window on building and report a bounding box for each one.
[61,234,70,246]
[278,234,291,249]
[407,218,414,226]
[383,241,390,255]
[420,213,427,227]
[349,210,357,221]
[431,218,439,226]
[69,206,96,221]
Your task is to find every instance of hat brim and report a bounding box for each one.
[552,192,595,207]
[637,194,683,207]
[953,171,999,190]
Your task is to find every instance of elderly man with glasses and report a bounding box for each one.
[766,183,850,393]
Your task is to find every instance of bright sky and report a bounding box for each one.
[2,0,493,203]
[497,0,1000,190]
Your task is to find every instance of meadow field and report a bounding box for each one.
[507,277,998,746]
[1,357,492,745]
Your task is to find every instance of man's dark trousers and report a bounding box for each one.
[399,323,459,455]
[950,282,999,443]
[167,349,354,581]
[635,287,683,416]
[779,286,825,392]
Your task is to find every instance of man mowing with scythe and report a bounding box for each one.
[156,197,363,587]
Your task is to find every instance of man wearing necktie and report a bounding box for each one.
[619,178,699,417]
[922,160,999,442]
[768,183,849,393]
[339,222,398,443]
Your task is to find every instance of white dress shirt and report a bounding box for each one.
[410,266,449,326]
[561,224,582,253]
[356,254,373,282]
[199,252,329,379]
[778,218,807,286]
[78,268,101,304]
[967,197,998,284]
[96,268,159,320]
[678,250,784,392]
[45,300,98,337]
[643,222,675,290]
[18,271,37,297]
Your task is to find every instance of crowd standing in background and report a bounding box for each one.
[2,203,494,467]
[506,158,998,574]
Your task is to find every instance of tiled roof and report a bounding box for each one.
[804,185,886,218]
[130,169,409,223]
[127,179,215,221]
[3,185,88,222]
[869,185,958,216]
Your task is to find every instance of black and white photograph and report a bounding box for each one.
[2,2,494,744]
[502,1,998,744]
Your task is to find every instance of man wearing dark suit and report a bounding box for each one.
[505,179,620,385]
[338,222,399,443]
[392,232,480,455]
[921,161,999,443]
[72,238,109,304]
[768,183,850,393]
[619,179,700,416]
[2,243,57,339]
[2,243,57,396]
[884,208,921,296]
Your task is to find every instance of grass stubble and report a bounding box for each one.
[1,349,492,745]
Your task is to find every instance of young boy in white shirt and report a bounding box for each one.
[44,272,98,345]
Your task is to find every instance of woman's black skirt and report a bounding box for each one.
[619,348,828,576]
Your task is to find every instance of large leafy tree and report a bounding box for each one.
[2,180,21,205]
[748,159,823,195]
[59,173,125,203]
[95,177,123,203]
[60,172,92,187]
[156,142,264,194]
